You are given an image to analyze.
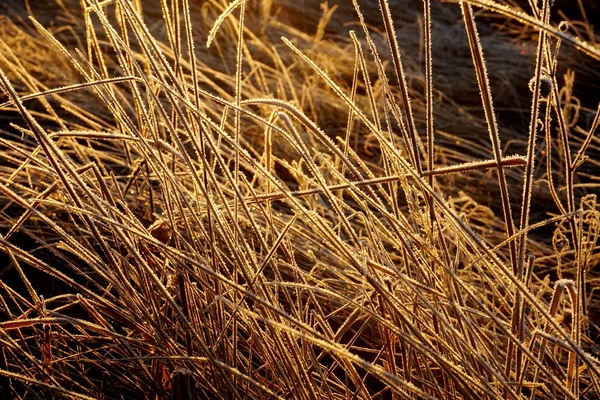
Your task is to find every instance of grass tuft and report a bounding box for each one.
[0,0,598,398]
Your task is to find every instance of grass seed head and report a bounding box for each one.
[529,74,553,99]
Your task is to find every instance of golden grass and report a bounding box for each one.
[0,0,598,398]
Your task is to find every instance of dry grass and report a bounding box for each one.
[0,0,599,398]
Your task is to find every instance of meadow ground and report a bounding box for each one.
[0,0,599,398]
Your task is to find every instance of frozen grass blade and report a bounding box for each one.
[459,1,518,279]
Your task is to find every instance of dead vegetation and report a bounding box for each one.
[0,0,598,398]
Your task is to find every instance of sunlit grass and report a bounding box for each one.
[0,0,598,398]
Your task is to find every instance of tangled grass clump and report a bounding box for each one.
[0,0,599,398]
